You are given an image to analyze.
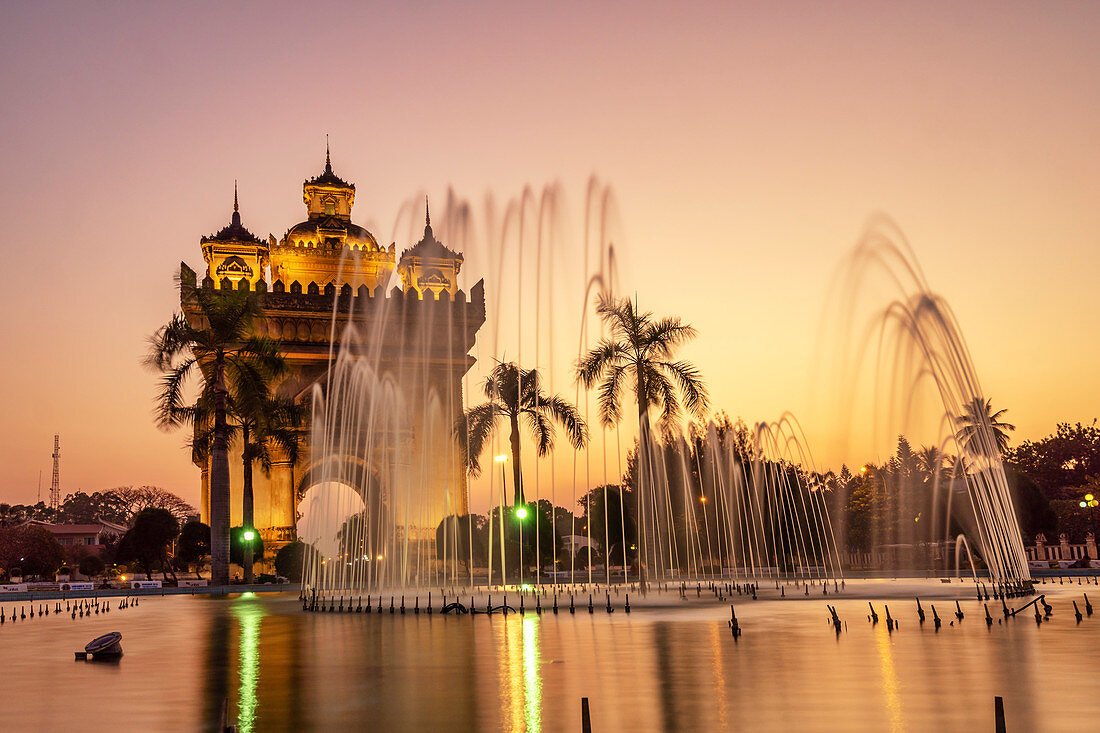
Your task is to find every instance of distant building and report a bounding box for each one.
[24,519,126,555]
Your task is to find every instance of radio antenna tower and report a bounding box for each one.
[50,434,61,511]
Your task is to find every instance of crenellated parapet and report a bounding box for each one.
[181,261,486,353]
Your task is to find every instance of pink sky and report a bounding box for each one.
[1,1,1098,510]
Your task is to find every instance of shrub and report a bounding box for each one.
[274,541,316,582]
[230,526,265,566]
[78,554,106,578]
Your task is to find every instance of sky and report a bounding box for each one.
[0,1,1098,511]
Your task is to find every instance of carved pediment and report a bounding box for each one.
[216,255,254,279]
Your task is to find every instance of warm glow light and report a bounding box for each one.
[1086,494,1095,502]
[376,555,384,561]
[699,496,707,503]
[860,466,868,474]
[494,454,508,463]
[120,575,127,581]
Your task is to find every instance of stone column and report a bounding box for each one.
[1087,532,1097,561]
[200,464,210,525]
[1059,533,1072,561]
[1035,533,1047,561]
[269,456,295,532]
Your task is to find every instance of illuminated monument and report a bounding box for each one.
[180,149,485,550]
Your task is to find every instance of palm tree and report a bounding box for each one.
[457,362,587,505]
[576,294,709,584]
[147,287,285,587]
[576,294,709,429]
[954,397,1016,456]
[187,393,303,583]
[915,445,944,483]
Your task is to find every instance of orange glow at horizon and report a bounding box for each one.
[0,2,1098,511]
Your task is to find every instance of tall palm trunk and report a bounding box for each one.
[635,371,651,591]
[509,411,524,505]
[242,423,254,584]
[210,367,230,587]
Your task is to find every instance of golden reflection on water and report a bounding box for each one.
[708,623,729,728]
[874,623,904,732]
[234,598,263,733]
[523,614,543,732]
[500,614,544,732]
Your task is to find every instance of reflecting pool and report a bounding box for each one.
[3,585,1098,731]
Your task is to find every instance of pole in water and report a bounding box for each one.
[581,697,592,733]
[994,696,1006,733]
[916,598,926,623]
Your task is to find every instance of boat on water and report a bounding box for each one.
[84,632,123,658]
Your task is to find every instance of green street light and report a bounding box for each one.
[515,506,528,520]
[243,529,256,542]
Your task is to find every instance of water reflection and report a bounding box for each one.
[873,624,904,732]
[234,599,263,732]
[523,615,542,732]
[4,591,1100,731]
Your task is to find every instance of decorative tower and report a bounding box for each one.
[270,143,393,290]
[200,183,270,290]
[397,198,464,297]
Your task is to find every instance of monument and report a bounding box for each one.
[179,147,485,552]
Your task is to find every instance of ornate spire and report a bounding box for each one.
[325,134,332,173]
[232,180,241,225]
[425,195,431,232]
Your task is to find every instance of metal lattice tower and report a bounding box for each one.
[50,434,60,510]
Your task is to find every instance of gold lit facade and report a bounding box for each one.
[180,151,485,548]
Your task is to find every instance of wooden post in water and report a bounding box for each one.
[581,697,592,733]
[994,696,1006,733]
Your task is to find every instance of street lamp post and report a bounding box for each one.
[1080,493,1098,561]
[242,529,256,585]
[495,455,509,584]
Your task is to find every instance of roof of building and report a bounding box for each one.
[282,217,382,251]
[23,519,127,536]
[305,147,353,189]
[400,201,462,262]
[202,184,264,245]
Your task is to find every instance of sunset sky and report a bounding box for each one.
[1,1,1097,511]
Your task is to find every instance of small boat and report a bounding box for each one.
[84,631,123,658]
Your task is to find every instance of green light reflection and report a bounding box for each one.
[522,614,542,732]
[234,600,263,733]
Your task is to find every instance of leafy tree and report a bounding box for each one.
[58,491,129,524]
[484,502,561,581]
[177,521,211,576]
[78,554,106,578]
[230,526,265,570]
[116,508,180,581]
[1006,468,1058,542]
[147,286,285,586]
[1005,421,1100,500]
[434,514,488,569]
[0,501,58,526]
[954,397,1016,456]
[0,525,65,579]
[58,487,194,525]
[457,362,587,504]
[578,485,637,565]
[274,540,318,583]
